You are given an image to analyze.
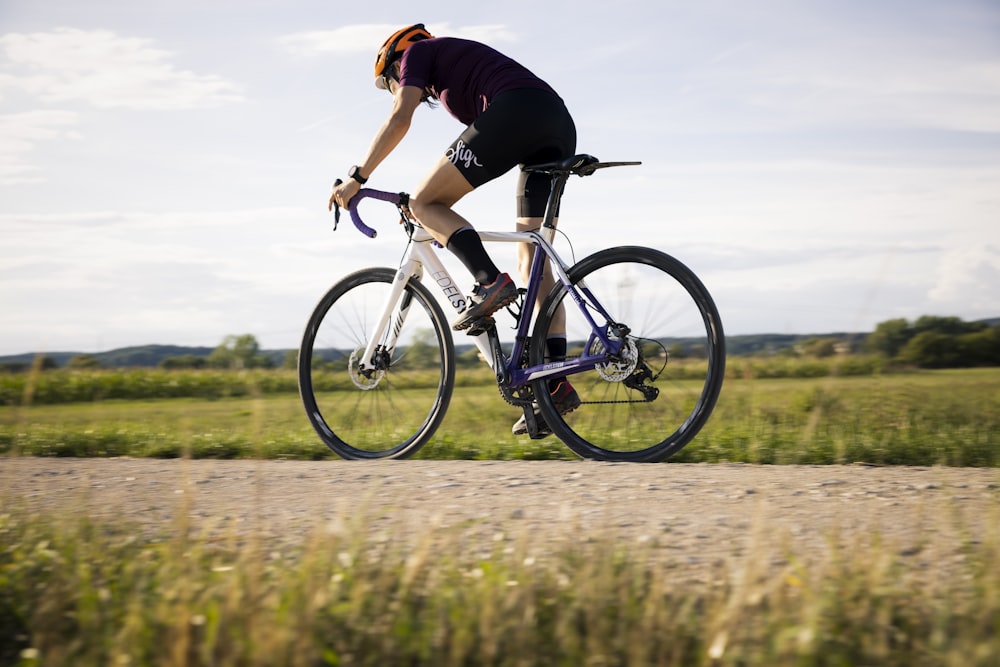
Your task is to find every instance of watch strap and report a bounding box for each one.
[348,165,368,184]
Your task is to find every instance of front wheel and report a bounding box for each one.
[298,268,455,459]
[530,246,725,462]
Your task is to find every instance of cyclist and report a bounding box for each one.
[328,23,579,436]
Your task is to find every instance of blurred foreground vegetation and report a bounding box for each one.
[1,497,997,666]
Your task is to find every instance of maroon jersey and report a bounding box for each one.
[398,37,557,125]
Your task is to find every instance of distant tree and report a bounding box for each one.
[867,316,998,367]
[160,355,208,369]
[801,338,838,358]
[26,355,59,371]
[403,329,440,368]
[208,334,272,369]
[687,344,707,359]
[866,318,912,358]
[667,343,686,360]
[898,331,962,368]
[0,362,30,373]
[957,327,1000,366]
[641,341,664,361]
[912,315,985,337]
[67,354,101,369]
[282,349,298,370]
[457,347,483,367]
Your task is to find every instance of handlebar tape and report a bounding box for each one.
[348,188,402,238]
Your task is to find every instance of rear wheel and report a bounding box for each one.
[530,246,725,462]
[298,268,455,459]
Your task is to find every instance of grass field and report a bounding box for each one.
[3,364,999,664]
[1,366,997,465]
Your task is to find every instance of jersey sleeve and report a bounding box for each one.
[398,41,432,90]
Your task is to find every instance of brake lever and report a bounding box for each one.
[331,178,342,231]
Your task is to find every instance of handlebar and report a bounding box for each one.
[348,188,405,238]
[331,179,406,239]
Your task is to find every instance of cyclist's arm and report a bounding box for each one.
[330,85,423,211]
[358,85,423,179]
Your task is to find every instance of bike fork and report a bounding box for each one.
[357,265,421,375]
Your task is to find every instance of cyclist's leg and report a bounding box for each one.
[515,216,565,337]
[509,98,576,431]
[512,89,575,338]
[410,96,528,291]
[408,158,474,246]
[411,91,544,254]
[513,215,577,436]
[410,156,512,298]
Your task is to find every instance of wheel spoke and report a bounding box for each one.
[531,247,725,462]
[298,269,454,459]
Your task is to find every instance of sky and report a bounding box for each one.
[1,0,998,355]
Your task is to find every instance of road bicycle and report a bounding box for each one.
[298,154,725,462]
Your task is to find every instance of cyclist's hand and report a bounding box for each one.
[329,178,360,212]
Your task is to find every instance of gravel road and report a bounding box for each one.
[4,458,998,574]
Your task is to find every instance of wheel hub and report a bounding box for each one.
[589,335,640,382]
[348,348,385,390]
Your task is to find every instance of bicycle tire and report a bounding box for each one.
[530,246,725,462]
[298,267,455,459]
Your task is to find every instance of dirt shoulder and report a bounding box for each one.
[4,458,998,571]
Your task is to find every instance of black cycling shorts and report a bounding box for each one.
[446,88,577,218]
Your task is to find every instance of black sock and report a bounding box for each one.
[546,336,568,392]
[446,227,500,286]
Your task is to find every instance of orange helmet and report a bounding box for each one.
[374,23,434,89]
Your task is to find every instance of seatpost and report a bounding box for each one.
[541,171,571,230]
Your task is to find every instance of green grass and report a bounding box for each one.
[682,369,1000,466]
[1,499,998,666]
[1,367,998,465]
[3,363,999,664]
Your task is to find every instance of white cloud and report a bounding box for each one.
[277,24,395,57]
[0,206,336,353]
[929,245,1000,314]
[444,24,518,44]
[0,110,78,185]
[278,23,517,57]
[0,27,244,110]
[746,54,1000,133]
[650,3,1000,135]
[1,3,998,352]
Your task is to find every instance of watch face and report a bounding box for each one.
[350,166,366,183]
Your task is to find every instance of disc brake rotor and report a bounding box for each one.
[588,336,639,382]
[348,348,385,390]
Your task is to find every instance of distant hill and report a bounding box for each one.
[0,345,216,369]
[2,317,994,369]
[0,334,866,369]
[723,332,866,356]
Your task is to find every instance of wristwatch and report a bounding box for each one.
[348,165,368,185]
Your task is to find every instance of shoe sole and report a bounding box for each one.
[452,290,518,331]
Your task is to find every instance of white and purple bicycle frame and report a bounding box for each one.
[344,188,627,389]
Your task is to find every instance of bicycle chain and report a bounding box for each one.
[494,336,661,409]
[499,387,650,407]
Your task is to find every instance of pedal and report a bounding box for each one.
[465,316,495,336]
[521,405,549,440]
